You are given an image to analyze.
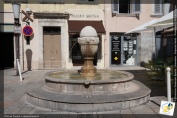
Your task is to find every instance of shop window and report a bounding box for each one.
[69,34,98,66]
[153,0,163,15]
[112,0,141,14]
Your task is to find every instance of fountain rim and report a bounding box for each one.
[45,70,134,84]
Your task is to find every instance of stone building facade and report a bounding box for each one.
[2,0,105,70]
[1,0,172,69]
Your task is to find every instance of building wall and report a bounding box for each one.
[3,0,105,70]
[104,0,162,67]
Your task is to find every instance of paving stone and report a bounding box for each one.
[134,114,160,118]
[95,114,104,118]
[151,108,160,114]
[131,105,156,114]
[158,114,172,118]
[28,106,40,114]
[68,112,78,118]
[3,68,170,116]
[121,114,136,118]
[17,104,34,114]
[11,102,27,114]
[120,109,135,118]
[4,95,26,114]
[147,101,160,109]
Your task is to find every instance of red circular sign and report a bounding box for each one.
[23,26,33,36]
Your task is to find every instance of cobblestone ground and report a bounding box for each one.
[3,67,177,118]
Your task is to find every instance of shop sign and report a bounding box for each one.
[14,26,21,34]
[111,36,121,65]
[70,14,100,18]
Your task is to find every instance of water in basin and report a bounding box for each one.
[49,70,128,80]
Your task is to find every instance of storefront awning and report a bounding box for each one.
[146,10,175,29]
[125,19,157,34]
[68,20,106,34]
[125,9,176,34]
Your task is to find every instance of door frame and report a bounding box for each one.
[109,33,139,67]
[38,19,66,69]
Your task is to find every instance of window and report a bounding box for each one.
[153,0,163,15]
[112,0,141,14]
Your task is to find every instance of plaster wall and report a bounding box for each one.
[104,0,162,67]
[139,31,156,63]
[3,1,105,69]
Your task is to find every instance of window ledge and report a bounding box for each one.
[150,14,163,17]
[113,13,137,17]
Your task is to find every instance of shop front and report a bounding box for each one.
[68,20,105,67]
[28,9,105,69]
[110,33,138,66]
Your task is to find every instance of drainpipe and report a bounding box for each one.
[173,3,177,102]
[154,27,157,60]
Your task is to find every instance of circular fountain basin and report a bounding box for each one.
[27,70,151,112]
[45,70,134,93]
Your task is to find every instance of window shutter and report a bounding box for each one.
[154,0,162,14]
[112,0,119,14]
[133,0,141,14]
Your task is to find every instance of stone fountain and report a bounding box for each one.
[27,26,151,112]
[78,26,99,77]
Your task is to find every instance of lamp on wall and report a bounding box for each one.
[12,3,21,26]
[12,3,21,75]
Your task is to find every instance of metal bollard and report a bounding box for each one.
[166,67,171,102]
[17,59,23,82]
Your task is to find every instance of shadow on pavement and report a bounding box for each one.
[125,70,167,97]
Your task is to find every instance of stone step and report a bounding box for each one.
[27,80,151,112]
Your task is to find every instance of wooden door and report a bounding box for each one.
[51,34,61,68]
[43,27,61,68]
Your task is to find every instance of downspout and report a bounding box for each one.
[154,27,157,59]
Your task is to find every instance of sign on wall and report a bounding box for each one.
[14,26,21,34]
[111,35,121,65]
[66,9,103,20]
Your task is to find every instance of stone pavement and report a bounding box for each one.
[2,67,177,118]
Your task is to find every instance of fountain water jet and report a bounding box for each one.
[27,26,151,113]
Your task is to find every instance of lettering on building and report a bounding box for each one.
[70,14,99,18]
